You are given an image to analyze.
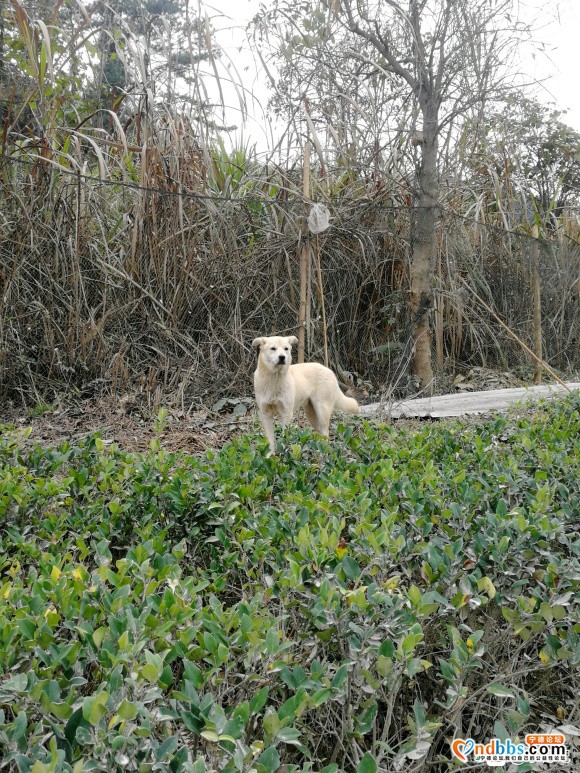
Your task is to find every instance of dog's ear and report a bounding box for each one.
[287,336,298,346]
[252,337,266,349]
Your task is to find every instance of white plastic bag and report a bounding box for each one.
[307,203,331,234]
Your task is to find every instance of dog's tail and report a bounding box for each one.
[337,391,360,415]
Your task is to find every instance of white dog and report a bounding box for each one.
[252,335,360,454]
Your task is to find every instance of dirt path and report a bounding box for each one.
[2,381,578,454]
[0,398,253,454]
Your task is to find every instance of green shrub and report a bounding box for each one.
[0,395,579,771]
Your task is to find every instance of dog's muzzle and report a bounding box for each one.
[278,355,286,364]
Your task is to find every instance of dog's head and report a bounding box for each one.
[252,335,298,372]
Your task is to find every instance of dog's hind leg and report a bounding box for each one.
[303,400,322,434]
[306,400,332,437]
[316,405,333,437]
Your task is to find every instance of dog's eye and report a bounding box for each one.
[284,347,289,351]
[270,346,276,351]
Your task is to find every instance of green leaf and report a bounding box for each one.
[494,719,510,741]
[477,576,496,599]
[222,716,245,740]
[277,727,302,743]
[200,729,219,742]
[12,711,27,741]
[141,663,160,683]
[64,708,86,746]
[342,556,361,580]
[331,663,348,689]
[117,700,138,721]
[377,655,393,677]
[183,661,204,689]
[355,702,378,735]
[82,692,108,726]
[263,711,282,739]
[92,627,106,648]
[496,498,508,516]
[312,688,333,706]
[401,634,416,655]
[408,584,422,606]
[233,701,250,724]
[250,686,270,714]
[357,752,377,773]
[256,746,281,773]
[406,658,425,678]
[48,701,71,720]
[487,683,515,698]
[156,736,178,760]
[378,639,395,658]
[413,699,426,726]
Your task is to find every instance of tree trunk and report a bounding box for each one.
[530,234,542,384]
[410,103,437,391]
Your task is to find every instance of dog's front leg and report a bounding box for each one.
[276,406,295,452]
[279,404,294,434]
[259,411,277,456]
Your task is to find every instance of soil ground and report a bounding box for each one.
[0,396,250,454]
[1,367,576,454]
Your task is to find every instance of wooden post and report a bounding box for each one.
[435,233,444,370]
[298,141,310,363]
[531,226,542,384]
[314,234,329,367]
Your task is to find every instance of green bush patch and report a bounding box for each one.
[0,395,579,771]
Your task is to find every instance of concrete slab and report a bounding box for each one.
[360,383,580,419]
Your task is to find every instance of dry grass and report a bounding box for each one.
[1,161,578,409]
[0,1,578,408]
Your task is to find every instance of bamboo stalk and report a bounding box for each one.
[530,230,543,384]
[305,242,312,358]
[298,141,310,363]
[314,233,329,367]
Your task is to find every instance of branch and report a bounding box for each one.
[341,0,418,92]
[434,0,453,94]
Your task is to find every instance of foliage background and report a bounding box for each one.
[1,159,579,406]
[1,0,579,407]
